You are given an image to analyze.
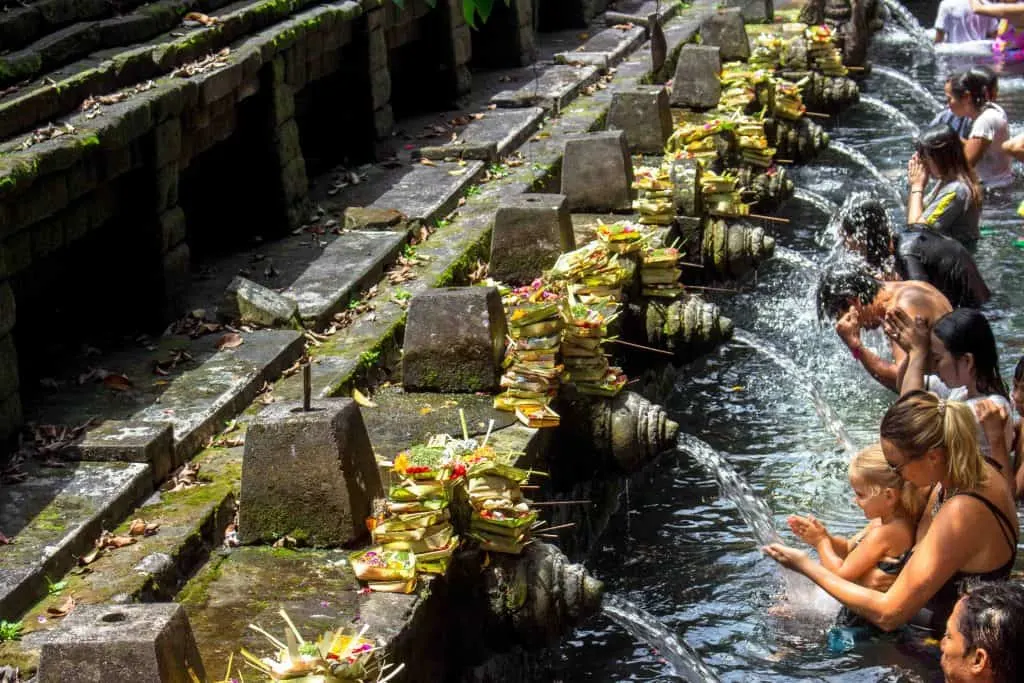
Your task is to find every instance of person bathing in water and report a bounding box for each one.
[817,263,952,391]
[765,391,1018,634]
[908,123,984,246]
[889,308,1016,493]
[787,444,920,590]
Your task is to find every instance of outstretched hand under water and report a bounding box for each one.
[762,543,810,570]
[787,514,828,545]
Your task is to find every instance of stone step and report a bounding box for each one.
[419,107,545,162]
[491,64,602,111]
[554,25,647,71]
[284,230,408,329]
[370,159,486,223]
[133,329,305,464]
[0,460,152,621]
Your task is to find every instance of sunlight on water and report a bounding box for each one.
[826,141,907,208]
[793,188,839,216]
[858,95,921,134]
[869,67,943,114]
[732,330,859,455]
[773,246,820,271]
[602,594,721,683]
[881,0,934,45]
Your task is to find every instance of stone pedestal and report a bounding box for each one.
[560,131,633,211]
[79,420,174,484]
[402,287,507,392]
[37,603,206,683]
[725,0,773,23]
[490,194,575,285]
[239,399,384,547]
[670,46,721,109]
[700,8,751,61]
[607,86,672,154]
[221,275,299,327]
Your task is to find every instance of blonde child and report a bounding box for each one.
[787,444,921,588]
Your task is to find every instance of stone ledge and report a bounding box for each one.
[420,107,545,162]
[554,24,647,70]
[491,64,602,111]
[285,230,408,328]
[370,160,486,222]
[0,0,365,146]
[0,461,152,622]
[133,329,305,464]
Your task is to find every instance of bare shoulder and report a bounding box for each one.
[890,281,950,317]
[872,517,916,554]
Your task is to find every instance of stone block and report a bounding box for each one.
[607,85,672,154]
[31,215,65,259]
[0,282,15,337]
[374,105,394,139]
[0,390,22,443]
[162,242,190,306]
[0,334,19,398]
[239,398,384,546]
[159,207,187,252]
[670,45,721,109]
[700,8,750,61]
[155,165,180,213]
[79,421,174,484]
[560,131,634,212]
[221,275,299,327]
[37,603,205,683]
[12,172,68,227]
[402,286,507,392]
[270,80,296,124]
[725,0,773,22]
[280,157,309,204]
[3,230,31,276]
[490,194,575,285]
[152,120,182,168]
[343,207,405,231]
[370,66,391,110]
[272,120,304,166]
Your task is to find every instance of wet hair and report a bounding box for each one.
[880,390,986,491]
[956,580,1024,682]
[932,309,1008,400]
[849,443,924,519]
[948,68,994,110]
[915,123,982,207]
[1015,356,1024,386]
[815,262,881,321]
[839,194,893,272]
[894,225,990,308]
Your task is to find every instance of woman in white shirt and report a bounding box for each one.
[889,308,1017,493]
[945,67,1015,189]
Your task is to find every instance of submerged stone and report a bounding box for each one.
[239,399,384,547]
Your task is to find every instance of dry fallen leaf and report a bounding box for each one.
[216,332,244,350]
[78,546,102,566]
[420,158,437,167]
[183,11,219,25]
[128,519,160,537]
[47,595,76,618]
[352,388,378,408]
[419,405,433,415]
[102,374,133,392]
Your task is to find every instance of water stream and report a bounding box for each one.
[881,0,934,45]
[602,594,722,683]
[564,0,1024,679]
[857,95,921,134]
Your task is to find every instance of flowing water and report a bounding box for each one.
[825,141,907,207]
[857,95,921,134]
[563,1,1024,679]
[881,0,934,45]
[793,188,840,216]
[869,67,943,114]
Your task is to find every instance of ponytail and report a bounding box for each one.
[940,398,986,490]
[880,390,988,491]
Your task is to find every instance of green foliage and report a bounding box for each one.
[0,621,23,642]
[46,577,68,595]
[392,288,412,302]
[465,184,481,198]
[359,349,382,366]
[391,0,510,29]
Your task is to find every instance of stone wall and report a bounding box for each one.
[0,0,480,443]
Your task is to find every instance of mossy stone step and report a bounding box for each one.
[0,460,152,622]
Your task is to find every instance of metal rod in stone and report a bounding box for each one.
[746,213,791,223]
[803,111,831,119]
[687,285,740,293]
[534,521,579,532]
[529,500,594,506]
[606,338,676,356]
[302,362,312,411]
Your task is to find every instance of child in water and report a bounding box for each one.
[786,445,922,650]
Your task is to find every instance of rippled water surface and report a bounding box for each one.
[562,2,1024,680]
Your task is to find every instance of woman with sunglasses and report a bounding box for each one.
[888,308,1016,493]
[907,124,983,246]
[764,391,1018,633]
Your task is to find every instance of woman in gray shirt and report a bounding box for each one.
[907,123,983,245]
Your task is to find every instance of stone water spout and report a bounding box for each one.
[701,219,776,278]
[735,166,794,211]
[781,71,860,114]
[557,390,680,473]
[799,0,885,66]
[482,541,604,648]
[764,116,830,162]
[644,295,734,355]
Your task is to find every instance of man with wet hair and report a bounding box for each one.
[816,262,952,391]
[941,581,1024,683]
[837,193,894,276]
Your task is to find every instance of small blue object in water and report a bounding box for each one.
[826,626,873,654]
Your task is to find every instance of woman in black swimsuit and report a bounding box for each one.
[764,391,1018,633]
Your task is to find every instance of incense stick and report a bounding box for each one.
[529,499,593,506]
[803,111,830,118]
[606,338,675,356]
[747,213,790,223]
